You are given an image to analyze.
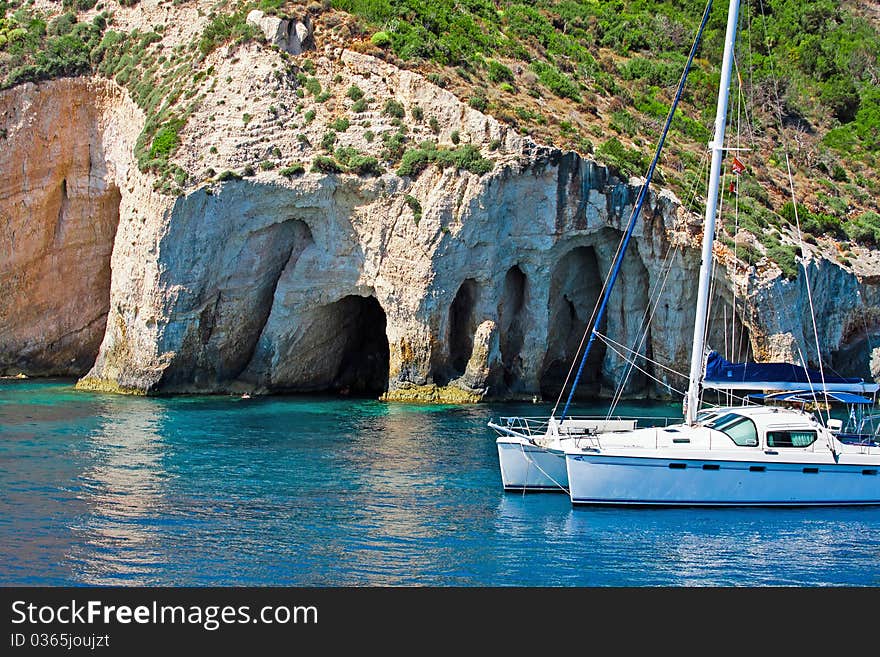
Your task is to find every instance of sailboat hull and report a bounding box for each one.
[497,437,568,492]
[566,453,880,506]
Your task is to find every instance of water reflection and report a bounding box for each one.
[3,382,880,586]
[68,397,170,585]
[305,404,449,585]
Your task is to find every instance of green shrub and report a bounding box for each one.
[596,137,650,178]
[280,163,305,177]
[335,147,382,175]
[370,31,391,48]
[381,130,407,161]
[397,142,493,177]
[468,94,488,111]
[487,60,513,84]
[450,130,460,145]
[435,144,493,175]
[411,105,423,121]
[397,147,434,177]
[303,76,321,96]
[148,117,184,162]
[217,170,242,182]
[736,242,762,266]
[404,194,422,224]
[429,117,440,134]
[846,211,880,245]
[62,0,99,10]
[529,61,581,102]
[311,155,342,173]
[321,130,337,151]
[610,110,638,137]
[329,117,350,132]
[351,98,368,113]
[199,11,256,57]
[48,12,77,37]
[765,241,800,280]
[780,201,844,238]
[303,109,316,124]
[346,85,364,101]
[383,99,405,119]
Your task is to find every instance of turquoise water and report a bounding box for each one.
[1,379,879,586]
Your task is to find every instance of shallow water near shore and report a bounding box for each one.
[2,379,878,586]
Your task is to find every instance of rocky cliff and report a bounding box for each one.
[2,5,879,401]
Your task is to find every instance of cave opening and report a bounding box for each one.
[448,278,480,379]
[499,265,528,389]
[540,246,606,400]
[832,330,880,380]
[707,298,752,365]
[331,295,390,396]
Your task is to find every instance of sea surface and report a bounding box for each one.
[1,379,878,586]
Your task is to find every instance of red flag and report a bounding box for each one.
[731,156,746,174]
[728,181,736,193]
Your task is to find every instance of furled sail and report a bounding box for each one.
[703,351,879,393]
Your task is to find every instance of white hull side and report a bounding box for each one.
[497,438,568,492]
[566,454,880,506]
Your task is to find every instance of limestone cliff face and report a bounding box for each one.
[0,78,151,376]
[741,257,880,379]
[2,50,879,399]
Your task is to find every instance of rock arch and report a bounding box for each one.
[540,246,605,400]
[499,265,528,390]
[447,278,480,379]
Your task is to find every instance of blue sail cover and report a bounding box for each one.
[703,351,879,393]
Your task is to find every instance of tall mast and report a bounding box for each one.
[686,0,742,425]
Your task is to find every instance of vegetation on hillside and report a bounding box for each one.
[0,0,266,194]
[331,0,879,272]
[1,0,879,277]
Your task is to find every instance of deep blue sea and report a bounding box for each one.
[1,379,879,586]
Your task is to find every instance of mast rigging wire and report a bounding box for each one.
[556,0,716,421]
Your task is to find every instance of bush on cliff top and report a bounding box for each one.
[198,10,257,56]
[397,142,494,177]
[1,10,105,89]
[148,118,184,162]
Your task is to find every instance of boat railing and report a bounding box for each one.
[490,414,679,438]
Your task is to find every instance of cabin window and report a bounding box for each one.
[766,430,817,448]
[706,413,758,447]
[696,410,720,423]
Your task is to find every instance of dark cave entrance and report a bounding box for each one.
[447,278,479,378]
[499,265,528,389]
[331,295,390,395]
[540,246,606,400]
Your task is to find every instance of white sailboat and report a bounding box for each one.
[493,415,636,492]
[563,0,880,506]
[489,1,721,493]
[491,0,880,501]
